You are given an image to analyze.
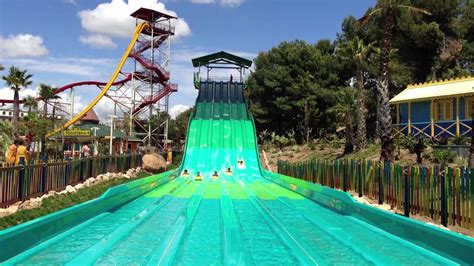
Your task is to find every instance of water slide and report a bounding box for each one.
[44,22,148,137]
[2,79,472,264]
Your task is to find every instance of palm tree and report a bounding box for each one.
[1,66,33,139]
[38,84,60,119]
[359,0,430,161]
[23,95,38,113]
[338,36,374,150]
[330,88,358,154]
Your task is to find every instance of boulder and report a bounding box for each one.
[65,185,76,193]
[142,154,166,173]
[75,183,85,190]
[48,190,57,196]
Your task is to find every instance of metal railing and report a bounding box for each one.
[278,158,474,229]
[0,154,142,208]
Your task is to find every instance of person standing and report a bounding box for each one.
[6,140,18,164]
[82,143,91,158]
[15,139,29,165]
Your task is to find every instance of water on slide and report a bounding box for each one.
[6,82,457,265]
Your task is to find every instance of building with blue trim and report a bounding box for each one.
[389,77,474,138]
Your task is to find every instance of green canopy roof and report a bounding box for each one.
[192,51,252,68]
[76,123,126,139]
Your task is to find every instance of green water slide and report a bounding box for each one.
[1,80,472,264]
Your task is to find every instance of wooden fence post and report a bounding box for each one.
[41,155,48,193]
[18,157,26,201]
[378,161,384,205]
[440,168,448,227]
[343,160,347,192]
[404,166,410,217]
[358,160,363,197]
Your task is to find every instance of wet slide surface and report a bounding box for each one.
[5,82,459,265]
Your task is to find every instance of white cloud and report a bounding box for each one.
[4,57,115,77]
[189,0,244,7]
[0,34,48,59]
[64,0,77,5]
[0,86,38,101]
[78,0,191,49]
[190,0,214,3]
[169,104,191,118]
[79,34,117,49]
[220,0,245,7]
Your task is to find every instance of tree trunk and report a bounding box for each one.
[356,67,367,150]
[378,9,394,162]
[344,114,355,154]
[304,100,312,143]
[12,88,19,139]
[52,104,56,130]
[43,100,48,117]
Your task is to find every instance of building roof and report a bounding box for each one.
[76,123,127,139]
[192,51,252,68]
[130,7,176,21]
[389,76,474,104]
[80,109,99,123]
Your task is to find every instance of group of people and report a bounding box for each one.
[5,139,29,165]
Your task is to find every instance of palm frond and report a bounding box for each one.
[398,5,432,16]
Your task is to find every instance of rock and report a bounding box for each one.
[75,183,85,190]
[0,208,10,217]
[103,175,110,181]
[142,154,166,173]
[18,198,41,210]
[48,190,57,196]
[65,185,76,193]
[123,174,131,179]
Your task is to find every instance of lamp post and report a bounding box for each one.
[91,127,100,156]
[109,115,117,155]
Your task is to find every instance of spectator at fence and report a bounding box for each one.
[15,140,29,165]
[82,143,91,158]
[414,138,425,164]
[5,140,18,164]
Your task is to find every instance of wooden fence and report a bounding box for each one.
[0,154,142,208]
[278,158,474,229]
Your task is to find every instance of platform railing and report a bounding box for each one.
[0,153,142,208]
[278,158,474,229]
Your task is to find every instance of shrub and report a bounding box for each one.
[433,149,456,165]
[401,134,417,153]
[451,135,468,145]
[307,141,316,150]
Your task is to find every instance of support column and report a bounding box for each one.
[408,102,412,135]
[396,103,400,124]
[456,96,460,135]
[430,100,435,137]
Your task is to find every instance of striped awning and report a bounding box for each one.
[389,77,474,104]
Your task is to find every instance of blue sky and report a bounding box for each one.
[0,0,375,120]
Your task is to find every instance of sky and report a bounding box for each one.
[0,0,375,121]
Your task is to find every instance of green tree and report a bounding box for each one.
[23,95,38,113]
[1,66,33,139]
[359,0,430,161]
[338,36,375,150]
[38,84,60,119]
[0,120,12,155]
[168,107,193,145]
[247,40,348,142]
[330,88,358,154]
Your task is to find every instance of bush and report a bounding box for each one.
[307,141,316,150]
[451,135,468,145]
[433,149,456,165]
[400,134,416,153]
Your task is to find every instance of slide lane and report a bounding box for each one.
[5,177,202,265]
